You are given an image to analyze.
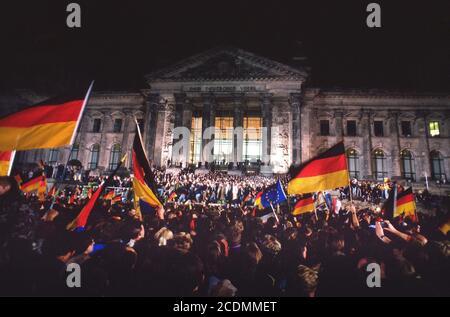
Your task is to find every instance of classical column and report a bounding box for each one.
[121,110,133,167]
[390,111,402,178]
[201,93,216,165]
[99,110,110,171]
[173,93,191,167]
[335,110,344,141]
[260,93,272,166]
[144,94,160,164]
[181,100,193,167]
[360,110,373,179]
[417,111,432,181]
[233,94,244,166]
[290,93,302,165]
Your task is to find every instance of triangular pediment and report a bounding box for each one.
[145,47,308,82]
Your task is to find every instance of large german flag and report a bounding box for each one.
[132,124,162,220]
[287,142,349,195]
[394,187,416,219]
[0,82,93,151]
[292,194,315,215]
[0,151,14,176]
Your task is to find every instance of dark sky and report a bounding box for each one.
[0,0,448,92]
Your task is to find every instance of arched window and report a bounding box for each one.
[88,144,100,169]
[346,148,359,179]
[109,144,122,170]
[69,144,79,161]
[430,151,446,181]
[48,149,59,165]
[372,149,387,180]
[401,149,415,181]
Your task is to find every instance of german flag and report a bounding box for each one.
[14,174,23,186]
[132,123,162,220]
[167,191,177,202]
[254,191,263,209]
[66,154,126,231]
[0,151,14,176]
[104,190,115,200]
[394,187,416,219]
[292,194,315,216]
[21,175,46,193]
[0,82,93,151]
[111,195,122,204]
[288,142,349,195]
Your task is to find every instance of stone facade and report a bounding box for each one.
[7,47,450,182]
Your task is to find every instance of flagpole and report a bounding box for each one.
[348,174,353,203]
[69,80,95,146]
[7,150,16,176]
[313,194,319,221]
[269,202,280,224]
[49,81,95,208]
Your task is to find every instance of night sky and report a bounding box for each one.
[0,0,448,92]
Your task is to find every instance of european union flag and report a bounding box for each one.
[261,180,287,208]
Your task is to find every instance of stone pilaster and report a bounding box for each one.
[360,110,373,179]
[290,93,302,165]
[233,94,244,165]
[201,93,216,164]
[260,93,272,166]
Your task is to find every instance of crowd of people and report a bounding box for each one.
[0,166,448,297]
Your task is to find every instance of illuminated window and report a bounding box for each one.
[401,150,415,181]
[214,117,233,163]
[430,151,445,180]
[189,117,202,163]
[48,149,59,165]
[372,149,387,180]
[88,144,100,169]
[346,148,359,178]
[69,144,79,161]
[429,121,440,137]
[243,117,262,162]
[109,144,121,170]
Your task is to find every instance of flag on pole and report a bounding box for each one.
[103,190,115,200]
[254,191,263,209]
[167,191,177,202]
[21,175,46,193]
[66,154,126,231]
[260,180,287,208]
[287,142,349,195]
[111,195,122,204]
[292,194,315,215]
[383,185,416,221]
[14,174,23,186]
[132,120,162,220]
[0,151,15,176]
[0,82,94,151]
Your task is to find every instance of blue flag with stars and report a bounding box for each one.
[261,180,287,208]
